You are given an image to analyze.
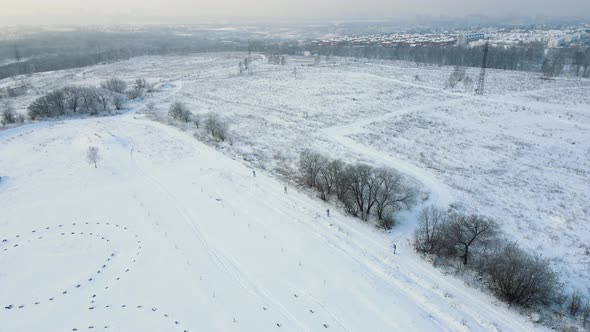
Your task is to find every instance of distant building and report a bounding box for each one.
[457,33,485,45]
[547,38,562,48]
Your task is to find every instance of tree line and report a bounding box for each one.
[0,30,243,80]
[414,206,590,327]
[27,77,149,120]
[298,150,417,229]
[167,101,229,143]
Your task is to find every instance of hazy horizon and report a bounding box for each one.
[1,0,589,26]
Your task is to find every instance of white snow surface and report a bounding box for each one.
[0,111,547,332]
[1,53,588,330]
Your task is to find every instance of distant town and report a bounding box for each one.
[312,24,590,48]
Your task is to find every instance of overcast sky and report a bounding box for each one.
[1,0,589,25]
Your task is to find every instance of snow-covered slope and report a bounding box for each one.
[0,112,545,331]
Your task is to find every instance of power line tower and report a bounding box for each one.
[476,40,489,95]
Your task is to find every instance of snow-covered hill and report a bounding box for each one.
[1,53,589,330]
[0,110,546,331]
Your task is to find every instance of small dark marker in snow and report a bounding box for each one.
[18,305,24,309]
[323,324,329,328]
[276,323,282,328]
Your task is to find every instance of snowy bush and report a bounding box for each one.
[27,86,122,119]
[485,242,559,307]
[100,78,127,94]
[1,102,19,126]
[169,101,191,122]
[204,113,229,142]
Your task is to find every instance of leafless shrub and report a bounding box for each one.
[1,102,17,126]
[100,78,127,94]
[205,113,229,142]
[169,101,191,122]
[485,242,559,307]
[112,94,127,110]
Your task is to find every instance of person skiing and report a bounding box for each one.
[252,170,256,177]
[393,243,397,254]
[326,209,330,217]
[284,186,288,194]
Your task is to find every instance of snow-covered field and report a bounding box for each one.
[1,53,589,330]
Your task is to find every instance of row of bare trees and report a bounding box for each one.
[298,150,417,229]
[168,101,229,142]
[26,77,154,120]
[28,86,122,119]
[413,206,589,325]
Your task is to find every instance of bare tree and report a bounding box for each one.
[374,169,416,223]
[86,146,100,168]
[204,113,229,141]
[95,89,113,112]
[169,101,191,122]
[317,159,342,200]
[299,150,327,188]
[345,164,372,220]
[127,78,148,99]
[100,78,127,94]
[448,214,497,265]
[112,94,127,110]
[485,242,559,306]
[1,102,17,126]
[414,206,450,255]
[63,87,82,113]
